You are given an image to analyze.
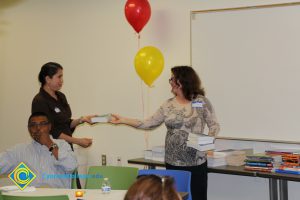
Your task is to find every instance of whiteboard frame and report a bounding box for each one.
[190,2,300,144]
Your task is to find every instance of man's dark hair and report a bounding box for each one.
[28,112,50,124]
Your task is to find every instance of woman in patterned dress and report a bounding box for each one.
[110,66,220,200]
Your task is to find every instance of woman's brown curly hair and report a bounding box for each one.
[124,175,181,200]
[171,66,205,101]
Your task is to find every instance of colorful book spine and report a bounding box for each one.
[244,166,272,172]
[275,169,300,175]
[245,162,273,167]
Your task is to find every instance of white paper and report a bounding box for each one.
[198,136,215,145]
[0,185,36,192]
[91,114,111,123]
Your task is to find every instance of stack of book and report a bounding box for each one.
[151,145,165,162]
[226,151,247,166]
[265,149,300,174]
[207,152,227,167]
[187,133,215,151]
[143,146,165,161]
[244,153,279,172]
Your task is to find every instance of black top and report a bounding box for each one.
[31,88,74,139]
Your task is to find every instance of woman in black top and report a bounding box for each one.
[32,62,94,148]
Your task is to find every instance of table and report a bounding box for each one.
[2,189,126,200]
[2,188,188,200]
[128,158,300,200]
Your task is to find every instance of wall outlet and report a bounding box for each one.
[101,154,107,166]
[117,156,122,166]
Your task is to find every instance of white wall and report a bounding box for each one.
[1,0,299,199]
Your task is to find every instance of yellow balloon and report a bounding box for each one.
[134,46,164,87]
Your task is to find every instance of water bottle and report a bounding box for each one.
[101,177,111,194]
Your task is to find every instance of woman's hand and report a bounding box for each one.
[109,114,142,127]
[109,114,123,124]
[77,138,93,148]
[80,115,97,125]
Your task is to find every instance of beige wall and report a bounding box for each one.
[1,0,294,164]
[1,1,299,198]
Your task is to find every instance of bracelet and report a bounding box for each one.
[49,143,58,152]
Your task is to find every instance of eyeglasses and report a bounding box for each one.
[28,121,50,128]
[169,77,175,83]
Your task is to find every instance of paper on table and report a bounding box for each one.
[0,185,36,192]
[91,114,111,123]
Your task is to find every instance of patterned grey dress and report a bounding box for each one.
[137,95,220,166]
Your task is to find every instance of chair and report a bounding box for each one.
[71,176,77,189]
[1,195,69,200]
[71,169,80,189]
[85,166,138,190]
[0,191,3,200]
[138,169,192,200]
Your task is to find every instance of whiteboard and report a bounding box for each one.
[191,3,300,142]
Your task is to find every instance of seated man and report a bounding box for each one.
[0,112,78,188]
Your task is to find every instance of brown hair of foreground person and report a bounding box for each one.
[124,175,182,200]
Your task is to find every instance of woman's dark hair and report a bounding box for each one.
[38,62,63,86]
[171,66,205,100]
[124,175,181,200]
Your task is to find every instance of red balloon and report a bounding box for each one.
[124,0,151,33]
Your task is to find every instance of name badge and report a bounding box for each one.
[54,107,61,113]
[192,101,203,108]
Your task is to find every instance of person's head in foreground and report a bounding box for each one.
[124,175,182,200]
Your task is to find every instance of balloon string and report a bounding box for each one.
[137,32,149,150]
[140,80,145,122]
[141,80,149,150]
[145,86,150,149]
[147,86,150,122]
[137,33,149,150]
[137,33,140,49]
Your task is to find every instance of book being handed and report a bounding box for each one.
[91,114,112,123]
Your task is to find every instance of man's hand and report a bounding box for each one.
[39,130,53,148]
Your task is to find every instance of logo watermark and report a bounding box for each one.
[42,173,103,180]
[8,162,36,190]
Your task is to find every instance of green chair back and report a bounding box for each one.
[85,166,138,190]
[71,176,77,189]
[2,195,69,200]
[71,169,80,189]
[0,191,3,200]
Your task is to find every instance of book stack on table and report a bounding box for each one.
[207,152,227,167]
[187,134,215,151]
[143,146,165,162]
[244,153,282,172]
[152,146,165,162]
[266,149,300,175]
[226,150,247,166]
